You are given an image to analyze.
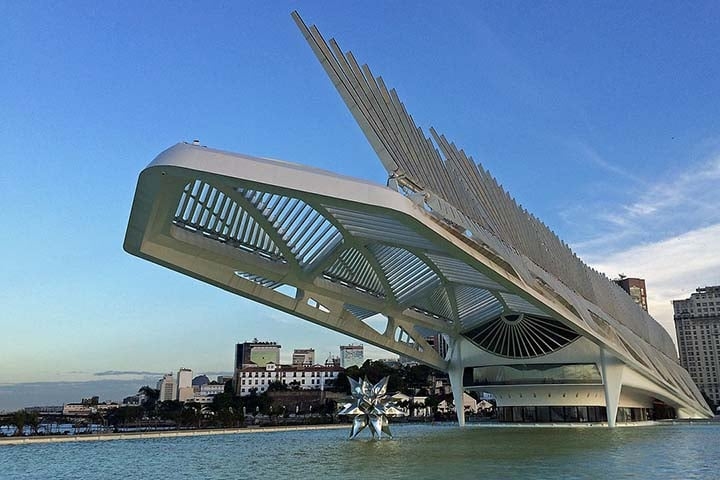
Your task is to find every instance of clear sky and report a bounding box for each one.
[2,1,719,409]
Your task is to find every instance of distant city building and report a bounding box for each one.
[157,373,175,402]
[24,405,63,415]
[192,375,210,387]
[177,368,194,402]
[122,395,142,406]
[199,383,225,396]
[235,340,281,368]
[234,363,343,396]
[190,382,227,404]
[292,348,315,366]
[425,334,449,359]
[62,402,119,416]
[674,286,720,406]
[614,277,648,312]
[340,344,364,368]
[325,355,340,367]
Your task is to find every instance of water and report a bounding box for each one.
[2,423,718,479]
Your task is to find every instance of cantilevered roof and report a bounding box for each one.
[123,12,711,417]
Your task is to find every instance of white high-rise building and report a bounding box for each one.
[176,368,194,402]
[340,344,364,368]
[157,373,175,402]
[674,286,720,407]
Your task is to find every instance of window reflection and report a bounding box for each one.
[464,363,602,386]
[495,406,667,423]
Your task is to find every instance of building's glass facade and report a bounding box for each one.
[496,406,663,423]
[464,363,603,386]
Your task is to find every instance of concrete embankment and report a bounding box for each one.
[0,424,348,446]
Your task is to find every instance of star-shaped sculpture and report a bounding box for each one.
[338,376,404,439]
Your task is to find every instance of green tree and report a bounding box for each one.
[12,410,26,436]
[107,406,143,429]
[243,389,271,415]
[183,402,205,428]
[158,400,184,427]
[267,380,287,392]
[208,393,244,427]
[138,386,160,414]
[424,395,440,416]
[25,411,41,435]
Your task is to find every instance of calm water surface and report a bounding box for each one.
[2,424,718,479]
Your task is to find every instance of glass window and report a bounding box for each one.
[550,407,564,422]
[523,407,537,422]
[564,406,579,422]
[536,407,550,422]
[577,406,588,422]
[465,363,602,386]
[512,407,524,422]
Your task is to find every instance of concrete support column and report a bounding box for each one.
[600,348,624,428]
[448,338,465,427]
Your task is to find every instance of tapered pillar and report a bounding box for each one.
[600,348,624,428]
[448,338,465,427]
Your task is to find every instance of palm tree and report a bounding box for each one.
[184,402,204,428]
[12,410,26,436]
[25,412,41,435]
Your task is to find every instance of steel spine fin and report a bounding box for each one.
[292,12,679,365]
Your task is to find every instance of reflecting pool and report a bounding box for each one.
[2,423,718,479]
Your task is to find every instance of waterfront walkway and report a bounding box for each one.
[0,424,348,446]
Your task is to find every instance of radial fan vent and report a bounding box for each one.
[464,313,579,358]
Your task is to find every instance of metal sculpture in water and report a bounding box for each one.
[339,376,403,439]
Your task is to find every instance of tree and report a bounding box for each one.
[107,406,143,430]
[208,393,244,428]
[405,364,434,391]
[12,410,26,436]
[25,412,41,435]
[138,386,160,414]
[267,380,287,392]
[424,395,440,417]
[88,411,104,433]
[224,379,235,395]
[243,389,271,415]
[180,402,204,428]
[157,400,184,427]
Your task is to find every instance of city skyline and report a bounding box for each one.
[0,339,374,411]
[2,2,719,409]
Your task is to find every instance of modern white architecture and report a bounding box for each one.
[124,12,711,425]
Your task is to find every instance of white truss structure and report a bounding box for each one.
[124,12,712,425]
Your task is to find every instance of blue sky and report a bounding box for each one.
[2,1,719,409]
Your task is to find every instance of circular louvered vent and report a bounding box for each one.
[463,313,579,358]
